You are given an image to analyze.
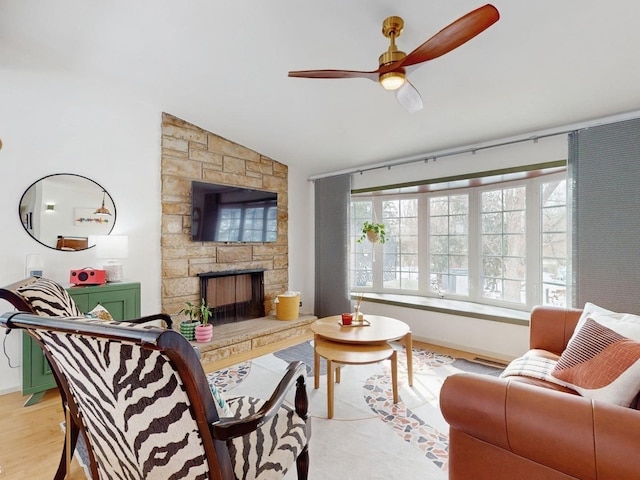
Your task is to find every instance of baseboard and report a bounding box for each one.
[0,385,21,396]
[412,334,515,364]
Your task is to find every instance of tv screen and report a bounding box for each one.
[191,181,278,242]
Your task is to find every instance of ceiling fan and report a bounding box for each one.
[288,4,500,113]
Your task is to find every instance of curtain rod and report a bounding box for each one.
[308,130,574,181]
[308,109,640,181]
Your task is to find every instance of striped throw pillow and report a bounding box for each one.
[551,317,640,406]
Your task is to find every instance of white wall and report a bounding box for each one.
[287,165,315,314]
[0,63,317,394]
[361,301,528,362]
[351,133,568,190]
[0,65,161,393]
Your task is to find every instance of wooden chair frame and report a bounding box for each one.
[0,311,310,480]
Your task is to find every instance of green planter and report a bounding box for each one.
[180,320,200,341]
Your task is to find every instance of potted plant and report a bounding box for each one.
[178,301,200,341]
[357,221,386,244]
[193,298,213,343]
[179,299,213,342]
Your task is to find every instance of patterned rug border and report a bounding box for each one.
[209,341,504,475]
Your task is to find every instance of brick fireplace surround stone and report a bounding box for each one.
[160,113,312,353]
[194,314,317,364]
[161,113,290,316]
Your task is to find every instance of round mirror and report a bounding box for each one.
[19,174,116,251]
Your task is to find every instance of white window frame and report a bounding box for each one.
[350,171,568,311]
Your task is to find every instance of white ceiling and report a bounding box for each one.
[2,1,640,178]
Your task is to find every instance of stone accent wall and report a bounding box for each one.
[161,113,289,325]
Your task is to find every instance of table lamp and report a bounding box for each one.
[95,235,128,282]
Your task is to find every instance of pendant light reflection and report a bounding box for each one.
[94,190,112,216]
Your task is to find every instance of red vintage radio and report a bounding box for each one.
[69,268,107,286]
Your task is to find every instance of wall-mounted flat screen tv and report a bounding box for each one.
[191,181,278,242]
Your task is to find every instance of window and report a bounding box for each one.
[480,186,526,303]
[350,170,567,310]
[350,200,374,288]
[430,194,469,296]
[382,198,419,290]
[540,179,567,306]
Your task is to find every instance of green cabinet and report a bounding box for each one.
[22,282,141,405]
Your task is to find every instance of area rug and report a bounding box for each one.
[209,341,503,480]
[67,342,503,479]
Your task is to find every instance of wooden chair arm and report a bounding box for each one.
[210,361,308,441]
[125,313,173,329]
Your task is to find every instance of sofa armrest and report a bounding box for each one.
[441,373,640,480]
[529,305,582,355]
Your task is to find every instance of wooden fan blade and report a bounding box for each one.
[400,4,499,68]
[288,69,379,81]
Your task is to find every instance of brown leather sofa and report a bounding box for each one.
[440,305,640,480]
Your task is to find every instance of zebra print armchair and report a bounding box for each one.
[0,311,310,480]
[0,276,176,478]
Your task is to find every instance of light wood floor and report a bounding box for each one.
[0,335,479,480]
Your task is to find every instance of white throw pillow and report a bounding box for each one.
[569,302,640,343]
[87,304,114,321]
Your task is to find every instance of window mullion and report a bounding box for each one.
[526,180,541,306]
[468,190,481,301]
[418,194,430,294]
[372,197,384,290]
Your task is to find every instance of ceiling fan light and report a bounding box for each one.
[379,71,406,90]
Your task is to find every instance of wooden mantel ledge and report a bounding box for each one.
[193,314,317,365]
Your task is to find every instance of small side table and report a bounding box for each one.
[314,337,398,419]
[311,315,413,385]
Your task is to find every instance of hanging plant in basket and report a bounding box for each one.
[357,221,386,244]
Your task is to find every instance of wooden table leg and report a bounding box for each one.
[405,331,413,386]
[335,365,341,383]
[314,334,320,390]
[327,359,334,419]
[390,350,398,403]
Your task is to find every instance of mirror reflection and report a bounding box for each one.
[19,174,116,251]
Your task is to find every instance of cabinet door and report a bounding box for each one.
[22,282,141,403]
[87,287,140,320]
[22,332,57,397]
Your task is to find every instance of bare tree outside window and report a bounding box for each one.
[481,186,527,304]
[541,180,567,306]
[429,195,469,295]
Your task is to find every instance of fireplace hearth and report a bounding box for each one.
[198,269,265,325]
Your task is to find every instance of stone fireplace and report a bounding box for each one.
[199,269,265,325]
[160,113,290,324]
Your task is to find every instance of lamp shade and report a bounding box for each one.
[94,235,128,259]
[94,235,128,282]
